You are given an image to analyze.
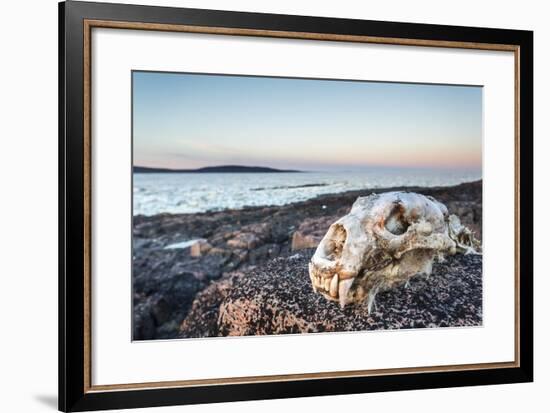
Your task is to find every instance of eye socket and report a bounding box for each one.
[323,224,347,260]
[385,203,410,235]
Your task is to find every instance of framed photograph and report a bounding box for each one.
[59,1,533,411]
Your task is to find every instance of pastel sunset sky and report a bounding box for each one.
[133,71,482,172]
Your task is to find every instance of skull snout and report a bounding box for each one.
[321,223,347,261]
[309,216,368,307]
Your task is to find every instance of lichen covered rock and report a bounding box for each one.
[179,251,482,337]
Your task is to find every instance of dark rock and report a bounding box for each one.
[132,251,209,340]
[248,243,281,264]
[133,301,156,340]
[180,272,246,338]
[156,320,181,339]
[179,251,482,337]
[291,215,338,250]
[227,232,260,249]
[150,295,171,325]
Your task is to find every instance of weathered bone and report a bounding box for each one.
[309,191,480,310]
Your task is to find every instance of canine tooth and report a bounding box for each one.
[329,274,339,297]
[324,278,331,291]
[338,278,354,308]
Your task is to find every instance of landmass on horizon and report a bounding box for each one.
[133,165,302,173]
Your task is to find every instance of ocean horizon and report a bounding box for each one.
[133,168,481,216]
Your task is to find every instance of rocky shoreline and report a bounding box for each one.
[133,180,482,340]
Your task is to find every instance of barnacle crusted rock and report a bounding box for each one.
[308,192,479,311]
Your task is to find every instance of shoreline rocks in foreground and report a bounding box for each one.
[133,180,482,340]
[180,251,482,338]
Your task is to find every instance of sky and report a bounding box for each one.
[132,71,482,172]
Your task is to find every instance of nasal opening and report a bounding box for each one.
[323,224,347,261]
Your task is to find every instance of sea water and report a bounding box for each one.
[133,169,480,216]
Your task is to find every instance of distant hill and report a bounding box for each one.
[133,165,301,173]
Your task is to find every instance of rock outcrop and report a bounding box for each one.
[179,251,482,337]
[133,180,482,340]
[291,216,338,250]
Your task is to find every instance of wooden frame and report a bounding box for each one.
[59,1,533,411]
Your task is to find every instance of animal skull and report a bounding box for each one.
[308,192,479,311]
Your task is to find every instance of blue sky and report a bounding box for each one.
[133,71,482,171]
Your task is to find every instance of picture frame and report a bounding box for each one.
[59,1,533,411]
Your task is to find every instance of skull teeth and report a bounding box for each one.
[338,278,355,308]
[329,274,339,297]
[311,272,353,303]
[313,275,321,288]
